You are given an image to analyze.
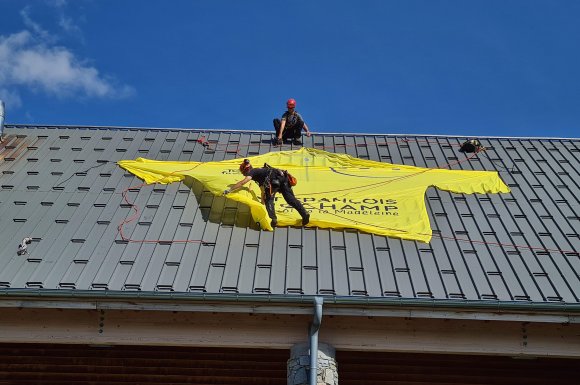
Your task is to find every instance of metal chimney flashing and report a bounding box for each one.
[0,100,5,141]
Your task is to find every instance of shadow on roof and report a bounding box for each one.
[183,176,262,231]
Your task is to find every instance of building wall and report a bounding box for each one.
[336,350,579,385]
[1,307,578,357]
[0,343,288,385]
[0,343,578,385]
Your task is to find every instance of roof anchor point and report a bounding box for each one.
[459,139,484,153]
[17,237,33,256]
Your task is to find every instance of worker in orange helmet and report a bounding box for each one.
[273,98,311,146]
[224,159,310,228]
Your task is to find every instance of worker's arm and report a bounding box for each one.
[303,123,311,137]
[224,176,252,195]
[277,119,286,140]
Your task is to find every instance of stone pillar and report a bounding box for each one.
[287,342,338,385]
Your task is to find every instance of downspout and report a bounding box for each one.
[0,100,5,141]
[309,296,323,385]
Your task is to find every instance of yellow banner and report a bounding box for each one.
[118,147,510,242]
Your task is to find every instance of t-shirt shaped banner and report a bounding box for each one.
[118,148,510,242]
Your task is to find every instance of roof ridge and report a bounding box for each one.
[5,123,580,140]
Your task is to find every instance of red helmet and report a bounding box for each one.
[239,159,252,174]
[286,98,296,108]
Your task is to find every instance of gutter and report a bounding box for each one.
[309,297,323,385]
[1,289,579,314]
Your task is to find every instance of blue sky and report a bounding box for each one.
[1,0,579,137]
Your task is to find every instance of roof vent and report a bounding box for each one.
[0,100,5,141]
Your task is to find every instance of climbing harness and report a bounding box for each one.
[262,163,297,194]
[263,163,282,195]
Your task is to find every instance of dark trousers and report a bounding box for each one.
[273,118,303,140]
[264,174,309,223]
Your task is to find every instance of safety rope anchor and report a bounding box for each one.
[17,237,33,256]
[459,139,484,153]
[196,137,209,148]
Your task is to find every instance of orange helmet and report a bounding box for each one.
[286,98,296,108]
[239,159,252,174]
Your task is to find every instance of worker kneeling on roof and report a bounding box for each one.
[273,98,311,146]
[224,159,310,228]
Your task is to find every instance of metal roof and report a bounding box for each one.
[0,125,578,305]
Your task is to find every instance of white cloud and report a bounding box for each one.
[0,30,134,103]
[48,1,84,38]
[0,4,133,108]
[58,14,81,35]
[0,88,23,109]
[20,6,54,43]
[49,0,68,7]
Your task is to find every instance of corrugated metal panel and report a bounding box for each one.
[0,125,578,304]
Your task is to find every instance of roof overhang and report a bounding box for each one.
[1,289,579,324]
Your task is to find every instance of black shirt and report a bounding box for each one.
[247,168,271,186]
[281,111,304,129]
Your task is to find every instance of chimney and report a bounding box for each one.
[0,100,5,141]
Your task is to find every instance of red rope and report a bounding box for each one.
[299,147,578,255]
[117,144,577,256]
[431,233,577,254]
[296,147,480,197]
[117,164,209,244]
[194,135,462,153]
